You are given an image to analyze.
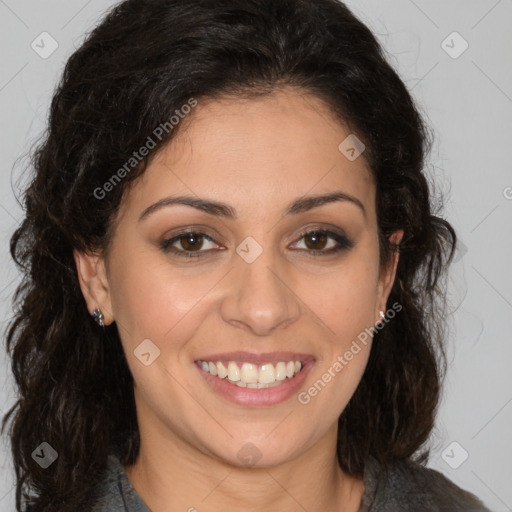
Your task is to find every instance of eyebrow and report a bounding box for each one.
[138,191,366,222]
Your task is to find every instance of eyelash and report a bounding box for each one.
[160,229,354,259]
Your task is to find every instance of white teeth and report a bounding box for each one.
[275,362,287,381]
[208,361,217,376]
[227,361,241,381]
[240,363,259,384]
[216,361,227,379]
[199,359,305,386]
[258,364,276,384]
[229,380,282,389]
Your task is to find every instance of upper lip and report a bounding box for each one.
[196,351,315,365]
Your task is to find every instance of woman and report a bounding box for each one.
[2,0,490,510]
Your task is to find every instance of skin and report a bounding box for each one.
[75,86,403,512]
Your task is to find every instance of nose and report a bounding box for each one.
[220,249,301,337]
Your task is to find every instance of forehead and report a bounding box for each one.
[119,87,375,221]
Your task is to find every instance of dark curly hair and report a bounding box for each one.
[2,0,456,510]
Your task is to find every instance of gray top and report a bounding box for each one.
[87,454,490,511]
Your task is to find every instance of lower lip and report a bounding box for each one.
[196,361,315,406]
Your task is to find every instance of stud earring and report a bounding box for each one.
[92,308,104,327]
[375,310,386,329]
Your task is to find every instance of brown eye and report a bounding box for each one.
[292,229,354,255]
[303,231,328,250]
[179,233,205,251]
[160,231,219,258]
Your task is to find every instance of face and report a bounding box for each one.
[75,86,401,468]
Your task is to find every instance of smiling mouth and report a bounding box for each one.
[196,360,305,388]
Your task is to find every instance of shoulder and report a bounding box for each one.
[81,454,150,512]
[361,456,490,512]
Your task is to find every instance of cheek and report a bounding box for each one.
[296,255,380,342]
[108,247,230,392]
[109,244,208,337]
[109,253,212,405]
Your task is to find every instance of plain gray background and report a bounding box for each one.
[0,0,511,510]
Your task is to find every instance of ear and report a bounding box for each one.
[375,229,404,322]
[73,248,114,325]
